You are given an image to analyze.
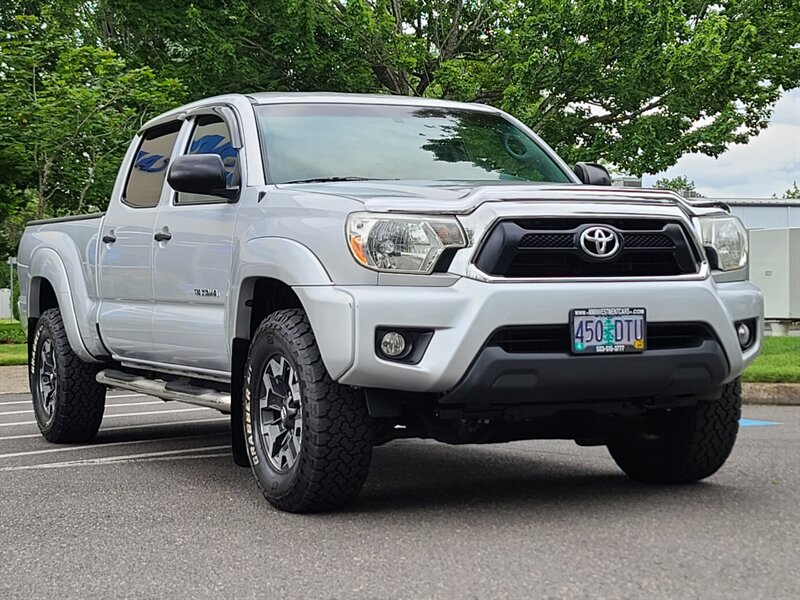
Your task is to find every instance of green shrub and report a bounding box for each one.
[0,321,26,344]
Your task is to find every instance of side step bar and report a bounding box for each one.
[96,369,231,414]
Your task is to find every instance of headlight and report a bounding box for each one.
[346,213,467,274]
[698,215,748,271]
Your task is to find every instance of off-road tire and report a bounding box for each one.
[607,379,741,484]
[31,308,106,443]
[243,309,373,513]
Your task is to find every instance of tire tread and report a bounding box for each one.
[34,309,105,443]
[608,379,741,484]
[247,309,372,512]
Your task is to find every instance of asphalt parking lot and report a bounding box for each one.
[0,391,798,600]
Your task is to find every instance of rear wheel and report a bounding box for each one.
[243,309,373,513]
[608,379,741,484]
[31,308,106,443]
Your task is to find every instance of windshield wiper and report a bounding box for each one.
[282,176,385,184]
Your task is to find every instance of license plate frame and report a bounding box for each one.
[569,307,647,355]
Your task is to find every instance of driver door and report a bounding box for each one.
[149,111,242,373]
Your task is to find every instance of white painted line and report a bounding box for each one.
[1,393,147,407]
[0,434,228,459]
[105,401,165,409]
[0,417,229,441]
[0,445,230,471]
[0,407,212,428]
[1,401,165,416]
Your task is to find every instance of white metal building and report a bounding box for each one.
[723,199,800,230]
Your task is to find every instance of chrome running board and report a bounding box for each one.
[96,369,231,414]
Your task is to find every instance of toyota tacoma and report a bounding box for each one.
[16,93,762,512]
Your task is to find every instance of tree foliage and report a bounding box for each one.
[0,4,184,257]
[654,175,697,193]
[780,182,800,199]
[99,0,800,174]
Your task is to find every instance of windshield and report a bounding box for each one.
[255,103,572,185]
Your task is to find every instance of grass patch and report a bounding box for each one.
[743,336,800,384]
[0,321,26,344]
[0,344,26,366]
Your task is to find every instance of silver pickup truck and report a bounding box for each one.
[17,93,762,512]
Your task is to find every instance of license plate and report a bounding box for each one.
[570,308,646,354]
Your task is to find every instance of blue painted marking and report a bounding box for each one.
[739,418,781,428]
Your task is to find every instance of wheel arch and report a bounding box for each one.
[230,276,309,468]
[228,238,354,467]
[27,249,101,364]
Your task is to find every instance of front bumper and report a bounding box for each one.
[295,278,763,396]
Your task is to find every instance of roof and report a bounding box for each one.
[140,92,503,131]
[244,91,499,112]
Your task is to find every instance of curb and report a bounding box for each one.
[742,382,800,406]
[2,365,799,405]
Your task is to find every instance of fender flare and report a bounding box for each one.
[28,248,101,364]
[229,237,355,380]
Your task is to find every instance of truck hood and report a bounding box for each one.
[278,180,726,216]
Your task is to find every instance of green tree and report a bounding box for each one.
[655,176,697,194]
[97,0,799,176]
[780,182,800,199]
[0,12,184,258]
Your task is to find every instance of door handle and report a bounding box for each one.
[102,232,116,244]
[154,230,172,242]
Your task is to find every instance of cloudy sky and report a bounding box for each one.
[642,88,800,199]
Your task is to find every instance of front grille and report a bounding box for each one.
[489,323,714,354]
[474,217,700,278]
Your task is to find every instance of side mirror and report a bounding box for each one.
[573,162,612,186]
[167,154,237,201]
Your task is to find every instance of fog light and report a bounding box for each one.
[380,332,407,357]
[736,322,752,348]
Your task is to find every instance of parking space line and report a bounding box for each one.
[0,445,230,472]
[0,393,148,407]
[0,417,229,441]
[0,407,213,428]
[105,401,165,409]
[1,401,167,417]
[0,434,228,459]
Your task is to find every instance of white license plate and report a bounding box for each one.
[570,308,646,354]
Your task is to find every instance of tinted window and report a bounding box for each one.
[124,122,181,208]
[255,104,570,185]
[176,115,239,205]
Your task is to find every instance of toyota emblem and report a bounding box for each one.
[579,226,621,259]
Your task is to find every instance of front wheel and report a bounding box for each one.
[243,309,373,513]
[608,379,742,484]
[31,308,106,443]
